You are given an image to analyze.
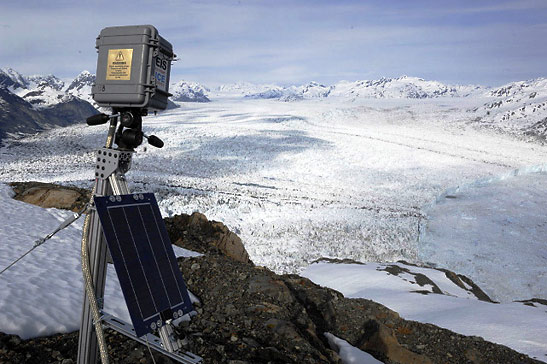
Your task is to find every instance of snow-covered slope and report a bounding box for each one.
[26,74,64,91]
[0,68,94,110]
[0,69,97,140]
[0,68,29,90]
[303,260,547,361]
[0,183,198,339]
[65,70,95,106]
[170,80,210,102]
[21,83,72,109]
[244,87,286,100]
[298,81,333,98]
[1,68,65,100]
[473,78,547,140]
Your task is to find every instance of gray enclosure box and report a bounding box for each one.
[92,25,174,110]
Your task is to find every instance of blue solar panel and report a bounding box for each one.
[94,193,193,337]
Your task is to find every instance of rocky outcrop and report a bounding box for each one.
[165,212,251,264]
[10,182,90,212]
[2,182,543,364]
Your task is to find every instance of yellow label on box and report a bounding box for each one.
[106,49,133,80]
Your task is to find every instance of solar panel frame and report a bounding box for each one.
[94,193,193,337]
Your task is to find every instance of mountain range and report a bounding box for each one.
[1,67,546,142]
[475,78,547,140]
[216,76,486,100]
[0,68,97,141]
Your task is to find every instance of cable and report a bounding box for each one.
[0,245,40,276]
[80,186,110,364]
[0,207,87,277]
[0,192,110,364]
[78,115,118,364]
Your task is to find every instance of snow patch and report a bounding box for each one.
[0,183,199,339]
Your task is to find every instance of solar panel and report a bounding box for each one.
[94,193,193,337]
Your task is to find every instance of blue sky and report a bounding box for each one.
[1,0,546,87]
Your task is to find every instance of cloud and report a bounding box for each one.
[0,0,546,86]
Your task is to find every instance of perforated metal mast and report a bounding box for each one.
[77,25,201,364]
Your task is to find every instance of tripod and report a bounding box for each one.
[77,113,129,364]
[76,111,201,364]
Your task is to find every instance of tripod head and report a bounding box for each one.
[85,24,175,151]
[86,109,164,151]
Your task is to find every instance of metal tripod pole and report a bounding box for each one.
[77,116,132,364]
[76,112,200,364]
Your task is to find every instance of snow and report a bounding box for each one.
[1,68,85,110]
[1,81,547,360]
[64,70,96,107]
[1,98,545,278]
[170,80,210,102]
[324,333,383,364]
[26,74,64,91]
[215,82,283,98]
[0,183,199,339]
[217,76,485,101]
[475,78,547,140]
[0,68,28,90]
[303,261,547,361]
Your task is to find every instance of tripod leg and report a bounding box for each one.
[109,173,130,195]
[77,177,112,364]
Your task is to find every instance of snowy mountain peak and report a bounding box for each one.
[234,76,486,101]
[489,77,547,98]
[170,80,210,102]
[216,82,282,97]
[26,74,64,91]
[298,81,332,98]
[65,70,95,93]
[0,68,29,90]
[329,76,474,99]
[475,77,547,140]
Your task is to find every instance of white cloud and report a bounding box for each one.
[1,0,546,86]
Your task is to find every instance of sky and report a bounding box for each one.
[1,0,547,87]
